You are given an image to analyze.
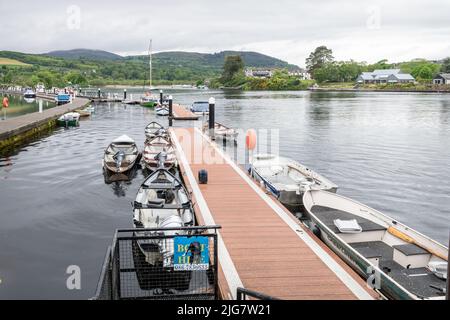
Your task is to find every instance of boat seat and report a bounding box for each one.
[393,244,428,256]
[311,206,387,234]
[350,241,393,260]
[393,244,431,269]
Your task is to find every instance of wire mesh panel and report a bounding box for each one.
[95,226,220,300]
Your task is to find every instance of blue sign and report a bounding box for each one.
[174,236,209,271]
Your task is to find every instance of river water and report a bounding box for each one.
[0,94,56,120]
[0,89,449,299]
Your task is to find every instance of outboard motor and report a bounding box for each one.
[155,151,168,169]
[113,150,126,171]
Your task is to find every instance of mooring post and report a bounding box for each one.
[447,231,449,300]
[160,90,163,105]
[209,97,215,140]
[168,95,173,127]
[98,88,101,99]
[123,89,127,100]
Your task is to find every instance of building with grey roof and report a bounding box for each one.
[356,69,415,84]
[433,73,450,85]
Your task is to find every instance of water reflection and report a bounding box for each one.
[103,163,141,197]
[0,94,55,120]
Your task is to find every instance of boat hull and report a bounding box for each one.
[141,102,157,108]
[103,161,137,174]
[56,119,79,127]
[143,160,176,172]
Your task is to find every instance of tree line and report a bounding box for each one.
[305,46,450,83]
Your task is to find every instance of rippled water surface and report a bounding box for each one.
[0,90,449,299]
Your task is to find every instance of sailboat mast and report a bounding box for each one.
[149,39,152,90]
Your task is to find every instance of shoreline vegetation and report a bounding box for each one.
[1,47,450,93]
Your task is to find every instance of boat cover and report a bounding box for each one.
[334,219,362,234]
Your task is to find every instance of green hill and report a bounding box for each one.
[0,49,300,87]
[46,49,123,61]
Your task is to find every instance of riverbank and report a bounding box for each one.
[0,96,90,152]
[312,82,450,93]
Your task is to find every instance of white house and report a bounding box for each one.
[288,69,311,80]
[356,69,415,84]
[433,73,450,85]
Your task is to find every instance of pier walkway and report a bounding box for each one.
[0,97,90,148]
[172,104,199,120]
[170,127,379,300]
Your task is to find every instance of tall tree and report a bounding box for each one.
[305,46,334,77]
[221,55,244,83]
[441,57,450,73]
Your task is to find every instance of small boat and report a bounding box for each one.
[132,165,195,290]
[75,105,95,117]
[143,137,177,171]
[140,95,159,108]
[103,135,140,173]
[156,106,169,116]
[23,89,36,99]
[303,190,448,300]
[203,122,238,142]
[74,108,92,118]
[190,101,209,115]
[249,154,338,212]
[55,92,71,105]
[56,112,80,127]
[145,122,169,141]
[23,97,35,104]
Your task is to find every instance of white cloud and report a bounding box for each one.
[1,0,449,67]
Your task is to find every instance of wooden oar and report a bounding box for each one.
[388,227,448,261]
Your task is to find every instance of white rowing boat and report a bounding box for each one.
[250,154,337,211]
[303,190,448,300]
[103,135,140,173]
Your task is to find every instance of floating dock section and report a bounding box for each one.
[170,127,379,300]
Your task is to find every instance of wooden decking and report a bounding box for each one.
[172,104,199,120]
[171,127,379,300]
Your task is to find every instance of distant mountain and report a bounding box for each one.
[0,49,301,87]
[42,48,298,70]
[45,49,123,61]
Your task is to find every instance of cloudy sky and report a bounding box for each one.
[1,0,449,67]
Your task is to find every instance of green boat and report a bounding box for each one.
[56,112,80,127]
[140,97,159,108]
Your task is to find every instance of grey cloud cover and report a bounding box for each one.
[0,0,449,67]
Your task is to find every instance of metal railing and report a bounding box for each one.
[236,287,280,300]
[94,225,221,300]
